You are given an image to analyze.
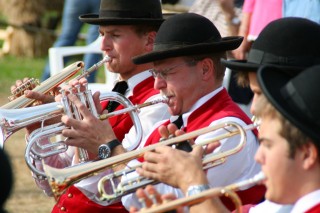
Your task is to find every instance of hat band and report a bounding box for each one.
[99,9,158,19]
[154,37,221,51]
[281,82,320,126]
[248,49,320,67]
[154,42,193,51]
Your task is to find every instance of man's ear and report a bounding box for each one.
[200,58,214,80]
[302,141,319,170]
[145,31,157,52]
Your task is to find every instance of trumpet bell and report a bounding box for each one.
[0,102,64,148]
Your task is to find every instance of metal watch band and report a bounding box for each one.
[186,184,210,197]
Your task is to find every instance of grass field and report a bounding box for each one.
[1,55,105,213]
[0,55,56,213]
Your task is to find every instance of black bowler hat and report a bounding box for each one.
[258,65,320,143]
[79,0,164,26]
[133,13,243,64]
[222,17,320,73]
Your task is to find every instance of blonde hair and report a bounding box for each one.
[256,96,311,158]
[235,71,250,87]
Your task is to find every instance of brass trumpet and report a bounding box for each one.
[2,55,110,110]
[24,91,153,179]
[0,57,110,148]
[137,172,266,213]
[97,122,251,202]
[24,93,167,179]
[1,61,84,109]
[43,122,258,201]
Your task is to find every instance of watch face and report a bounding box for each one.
[98,145,111,159]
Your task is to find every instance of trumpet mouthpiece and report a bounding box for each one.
[103,55,111,63]
[253,171,266,183]
[161,96,169,104]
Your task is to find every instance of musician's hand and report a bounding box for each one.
[9,78,59,135]
[158,124,219,153]
[129,185,183,213]
[10,78,56,104]
[24,90,56,104]
[61,94,117,156]
[68,77,88,92]
[137,143,217,193]
[10,78,36,98]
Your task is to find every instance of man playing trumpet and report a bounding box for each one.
[129,17,320,213]
[131,65,320,213]
[11,0,171,212]
[115,13,264,211]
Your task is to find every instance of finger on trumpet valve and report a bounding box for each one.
[8,78,40,101]
[149,194,158,206]
[139,197,147,209]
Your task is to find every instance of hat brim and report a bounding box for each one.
[79,13,176,26]
[257,65,320,142]
[79,13,170,25]
[221,59,260,72]
[221,58,306,73]
[133,36,243,64]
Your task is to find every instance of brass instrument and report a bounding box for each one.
[8,78,40,101]
[2,55,110,110]
[25,91,164,178]
[0,57,110,149]
[1,61,84,109]
[43,122,258,201]
[97,122,251,202]
[137,172,266,213]
[24,94,167,178]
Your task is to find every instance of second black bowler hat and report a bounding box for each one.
[258,64,320,143]
[222,17,320,73]
[133,13,243,64]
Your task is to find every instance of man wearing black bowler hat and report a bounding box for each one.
[128,64,320,213]
[128,18,320,213]
[120,12,265,211]
[25,0,171,212]
[254,64,320,213]
[221,17,320,116]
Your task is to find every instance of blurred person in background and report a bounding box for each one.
[232,0,282,60]
[41,0,102,83]
[189,0,254,117]
[283,0,320,24]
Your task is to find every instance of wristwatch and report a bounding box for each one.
[98,139,121,159]
[186,184,210,197]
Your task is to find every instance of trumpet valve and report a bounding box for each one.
[8,78,40,101]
